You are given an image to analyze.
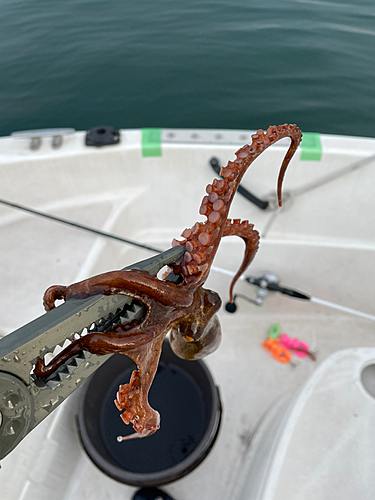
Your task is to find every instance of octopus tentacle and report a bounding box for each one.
[35,296,177,378]
[43,285,67,311]
[44,268,192,311]
[34,318,140,378]
[115,333,166,437]
[223,219,260,303]
[175,124,302,286]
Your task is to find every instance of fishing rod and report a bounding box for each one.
[213,267,375,323]
[0,198,160,253]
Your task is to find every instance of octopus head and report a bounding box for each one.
[169,287,222,360]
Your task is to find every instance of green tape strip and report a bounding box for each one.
[142,128,162,157]
[300,132,322,161]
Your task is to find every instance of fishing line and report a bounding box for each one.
[0,198,161,254]
[291,153,375,198]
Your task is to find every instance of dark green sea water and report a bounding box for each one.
[1,0,374,138]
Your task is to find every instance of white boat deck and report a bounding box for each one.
[0,128,374,500]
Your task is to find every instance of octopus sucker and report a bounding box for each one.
[212,178,225,191]
[208,211,221,224]
[184,252,193,263]
[186,240,200,253]
[198,232,211,246]
[208,192,219,203]
[192,251,205,265]
[212,199,224,211]
[172,238,186,247]
[182,228,193,239]
[199,205,208,215]
[222,168,233,178]
[187,263,199,275]
[35,123,302,439]
[236,151,248,159]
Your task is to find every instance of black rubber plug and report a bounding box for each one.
[225,301,237,313]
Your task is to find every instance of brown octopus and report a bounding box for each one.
[34,124,302,438]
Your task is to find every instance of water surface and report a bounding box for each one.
[0,0,374,137]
